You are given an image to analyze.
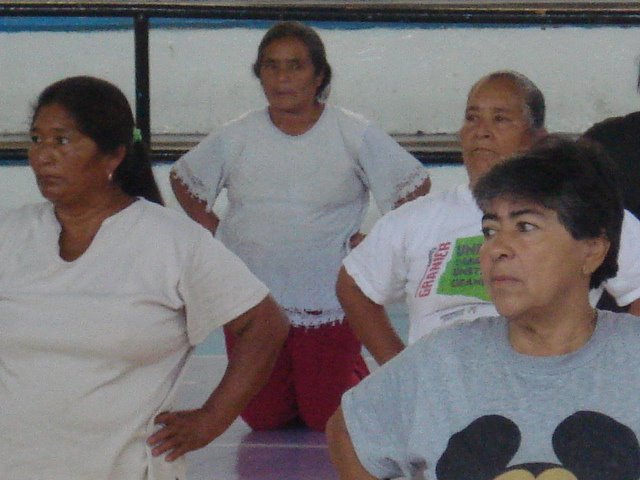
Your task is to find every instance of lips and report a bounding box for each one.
[489,274,521,288]
[35,174,63,190]
[471,147,497,156]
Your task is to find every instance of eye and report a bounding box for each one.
[261,61,278,71]
[481,226,496,239]
[30,135,41,144]
[56,136,70,145]
[464,113,477,122]
[516,222,536,232]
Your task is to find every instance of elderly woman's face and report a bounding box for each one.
[29,103,114,206]
[459,78,537,188]
[258,37,323,115]
[479,196,604,321]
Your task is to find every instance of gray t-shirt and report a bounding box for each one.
[342,311,640,479]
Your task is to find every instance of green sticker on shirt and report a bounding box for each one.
[436,235,490,301]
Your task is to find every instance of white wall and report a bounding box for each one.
[2,23,638,210]
[1,24,639,137]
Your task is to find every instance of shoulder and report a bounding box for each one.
[600,310,640,337]
[585,111,640,140]
[426,316,503,352]
[193,108,268,148]
[134,200,212,242]
[383,316,503,378]
[219,108,268,135]
[0,203,55,254]
[326,104,371,136]
[383,184,473,225]
[621,208,640,236]
[329,104,370,125]
[595,311,640,363]
[0,202,50,227]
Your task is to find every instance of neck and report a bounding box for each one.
[54,188,134,232]
[507,301,597,357]
[268,101,323,136]
[54,188,135,262]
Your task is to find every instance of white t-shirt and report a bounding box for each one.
[172,105,429,327]
[344,183,640,344]
[0,199,269,480]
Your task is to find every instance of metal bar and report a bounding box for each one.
[134,13,151,148]
[1,2,640,25]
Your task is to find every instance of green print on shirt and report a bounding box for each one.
[436,235,490,301]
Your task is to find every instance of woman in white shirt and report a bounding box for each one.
[171,21,431,432]
[0,76,288,479]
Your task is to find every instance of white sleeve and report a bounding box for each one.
[603,209,640,306]
[357,124,430,214]
[343,209,408,305]
[179,227,269,345]
[170,127,239,209]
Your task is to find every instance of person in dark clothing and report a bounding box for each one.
[583,65,640,312]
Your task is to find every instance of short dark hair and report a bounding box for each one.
[473,136,623,289]
[471,71,546,130]
[252,21,332,100]
[33,76,163,205]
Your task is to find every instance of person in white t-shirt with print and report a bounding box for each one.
[337,71,640,366]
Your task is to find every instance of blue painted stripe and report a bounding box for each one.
[0,16,615,33]
[0,17,131,32]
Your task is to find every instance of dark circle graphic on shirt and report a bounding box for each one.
[436,411,640,480]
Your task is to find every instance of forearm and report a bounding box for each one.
[327,408,378,480]
[148,296,288,460]
[627,298,640,316]
[200,296,289,435]
[170,171,220,234]
[337,267,405,365]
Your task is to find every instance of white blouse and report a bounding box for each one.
[172,105,429,326]
[0,199,268,479]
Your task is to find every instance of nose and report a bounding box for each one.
[483,231,515,262]
[275,65,292,81]
[28,140,55,168]
[473,117,492,139]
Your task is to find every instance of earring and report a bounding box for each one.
[108,172,113,182]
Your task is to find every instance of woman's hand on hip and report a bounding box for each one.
[148,408,223,462]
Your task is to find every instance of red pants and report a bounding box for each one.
[224,320,369,432]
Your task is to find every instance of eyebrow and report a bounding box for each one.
[465,105,517,113]
[482,208,547,222]
[30,126,71,133]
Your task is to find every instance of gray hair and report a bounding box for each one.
[471,70,545,130]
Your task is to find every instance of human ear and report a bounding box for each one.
[581,235,610,276]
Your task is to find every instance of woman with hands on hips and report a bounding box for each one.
[170,21,431,432]
[0,76,288,479]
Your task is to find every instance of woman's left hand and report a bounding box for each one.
[148,408,222,462]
